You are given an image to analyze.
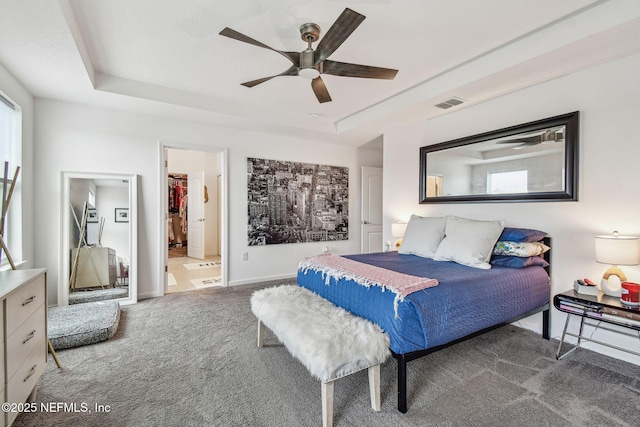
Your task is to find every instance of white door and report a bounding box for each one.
[361,166,383,253]
[187,171,205,259]
[217,175,222,256]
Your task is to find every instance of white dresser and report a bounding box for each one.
[0,269,47,427]
[70,247,117,289]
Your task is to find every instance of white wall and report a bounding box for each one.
[96,185,129,259]
[383,53,640,364]
[33,100,380,303]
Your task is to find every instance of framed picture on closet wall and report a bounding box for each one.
[87,207,99,223]
[115,208,129,223]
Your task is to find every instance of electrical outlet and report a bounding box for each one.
[242,251,249,261]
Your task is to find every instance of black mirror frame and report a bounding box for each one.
[419,111,579,203]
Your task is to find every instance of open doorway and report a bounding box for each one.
[163,147,225,294]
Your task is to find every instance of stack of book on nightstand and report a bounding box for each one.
[556,292,640,330]
[556,294,602,320]
[601,307,640,328]
[573,279,599,296]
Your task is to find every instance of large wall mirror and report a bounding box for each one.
[419,111,579,203]
[59,172,138,306]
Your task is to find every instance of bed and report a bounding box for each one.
[296,216,551,413]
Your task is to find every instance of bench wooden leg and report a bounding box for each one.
[257,320,265,348]
[321,380,334,427]
[368,364,381,411]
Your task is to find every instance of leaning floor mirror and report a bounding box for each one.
[59,172,138,306]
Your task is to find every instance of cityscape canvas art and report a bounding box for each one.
[247,158,349,245]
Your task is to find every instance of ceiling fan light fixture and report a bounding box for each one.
[299,67,320,79]
[299,48,319,79]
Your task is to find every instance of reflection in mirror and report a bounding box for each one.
[420,112,579,203]
[60,172,137,306]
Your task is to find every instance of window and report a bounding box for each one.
[0,91,22,268]
[487,170,527,194]
[88,187,96,207]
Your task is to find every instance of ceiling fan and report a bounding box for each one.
[496,127,565,149]
[219,8,398,103]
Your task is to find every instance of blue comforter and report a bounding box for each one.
[297,251,550,354]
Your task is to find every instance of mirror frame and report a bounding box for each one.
[419,111,579,203]
[59,171,138,306]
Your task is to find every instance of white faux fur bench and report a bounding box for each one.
[251,285,390,427]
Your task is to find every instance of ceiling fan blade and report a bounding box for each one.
[241,65,300,88]
[311,77,332,103]
[497,134,562,145]
[497,126,565,144]
[322,60,398,79]
[314,8,365,65]
[497,137,540,145]
[219,27,300,65]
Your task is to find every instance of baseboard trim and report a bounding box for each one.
[138,291,161,300]
[139,275,296,301]
[228,274,297,288]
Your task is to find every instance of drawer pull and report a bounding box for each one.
[22,295,37,306]
[23,329,37,344]
[23,365,37,382]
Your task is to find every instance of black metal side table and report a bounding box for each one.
[554,289,640,359]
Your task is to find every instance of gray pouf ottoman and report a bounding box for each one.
[48,300,121,350]
[69,288,128,304]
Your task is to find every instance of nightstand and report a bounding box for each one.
[554,289,640,360]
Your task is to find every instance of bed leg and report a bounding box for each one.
[542,308,550,340]
[397,355,407,413]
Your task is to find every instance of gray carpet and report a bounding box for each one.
[14,285,640,427]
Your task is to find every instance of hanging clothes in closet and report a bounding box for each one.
[168,174,188,248]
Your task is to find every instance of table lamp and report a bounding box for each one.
[595,231,640,297]
[391,222,407,250]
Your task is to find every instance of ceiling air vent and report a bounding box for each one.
[435,97,464,109]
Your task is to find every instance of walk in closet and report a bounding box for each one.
[168,174,188,257]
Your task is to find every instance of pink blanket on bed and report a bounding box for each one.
[298,253,439,299]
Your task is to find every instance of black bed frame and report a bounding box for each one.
[391,236,552,413]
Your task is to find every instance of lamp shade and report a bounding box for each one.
[595,234,640,265]
[391,222,407,238]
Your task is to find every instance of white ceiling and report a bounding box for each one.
[1,0,639,147]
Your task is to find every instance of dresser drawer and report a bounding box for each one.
[5,274,45,336]
[5,344,46,426]
[6,306,46,378]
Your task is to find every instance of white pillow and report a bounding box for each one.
[433,216,505,269]
[398,215,446,258]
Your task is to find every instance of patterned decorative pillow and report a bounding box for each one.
[493,241,550,257]
[490,255,549,268]
[498,227,547,243]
